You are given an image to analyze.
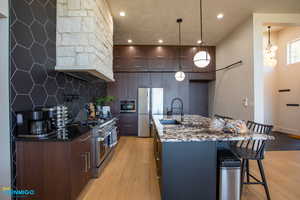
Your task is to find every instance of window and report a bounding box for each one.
[287,39,300,64]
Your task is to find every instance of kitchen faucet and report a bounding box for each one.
[170,98,184,122]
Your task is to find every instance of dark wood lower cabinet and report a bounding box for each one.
[70,133,92,200]
[152,122,162,192]
[16,132,92,200]
[118,113,138,136]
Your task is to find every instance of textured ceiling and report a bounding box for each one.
[108,0,300,45]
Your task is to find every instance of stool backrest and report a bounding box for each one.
[239,121,273,158]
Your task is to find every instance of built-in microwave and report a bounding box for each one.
[120,100,136,113]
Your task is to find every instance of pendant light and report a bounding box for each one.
[175,18,185,82]
[193,0,211,68]
[264,26,278,67]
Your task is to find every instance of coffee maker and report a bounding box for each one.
[16,110,52,138]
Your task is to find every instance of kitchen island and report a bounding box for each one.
[151,115,273,200]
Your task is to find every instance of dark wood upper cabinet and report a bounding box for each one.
[147,46,177,59]
[114,45,149,59]
[113,45,216,75]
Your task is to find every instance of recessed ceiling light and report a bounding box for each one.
[119,11,126,17]
[197,40,202,44]
[217,13,224,19]
[158,39,163,44]
[128,39,132,43]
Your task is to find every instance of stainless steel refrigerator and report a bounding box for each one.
[138,88,164,137]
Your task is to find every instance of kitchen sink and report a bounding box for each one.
[159,119,181,125]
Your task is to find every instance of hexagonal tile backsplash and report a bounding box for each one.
[10,0,107,122]
[10,0,107,189]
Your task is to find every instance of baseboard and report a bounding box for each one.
[274,126,300,136]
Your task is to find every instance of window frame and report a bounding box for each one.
[287,38,300,65]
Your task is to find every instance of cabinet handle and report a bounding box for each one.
[85,154,88,172]
[81,154,88,172]
[87,152,91,169]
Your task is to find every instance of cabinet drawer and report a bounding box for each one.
[119,125,138,136]
[119,114,138,136]
[119,114,138,123]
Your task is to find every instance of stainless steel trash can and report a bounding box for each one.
[219,150,241,200]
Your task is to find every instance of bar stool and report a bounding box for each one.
[231,121,273,200]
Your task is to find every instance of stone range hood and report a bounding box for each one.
[56,0,114,82]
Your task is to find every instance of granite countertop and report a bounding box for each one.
[14,116,118,142]
[14,125,91,142]
[14,117,118,142]
[152,115,275,143]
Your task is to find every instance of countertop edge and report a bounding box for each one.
[152,115,274,143]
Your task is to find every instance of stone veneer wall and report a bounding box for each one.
[57,0,114,80]
[10,0,107,188]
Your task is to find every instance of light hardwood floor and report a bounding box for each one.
[79,137,300,200]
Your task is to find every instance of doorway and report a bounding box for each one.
[262,24,300,135]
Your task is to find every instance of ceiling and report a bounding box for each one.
[107,0,300,46]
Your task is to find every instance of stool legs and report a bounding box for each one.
[240,159,271,200]
[246,160,250,182]
[257,160,271,200]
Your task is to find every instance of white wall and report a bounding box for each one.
[0,0,11,199]
[275,27,300,135]
[0,0,8,17]
[210,14,300,123]
[209,17,254,121]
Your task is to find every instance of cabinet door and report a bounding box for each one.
[70,133,92,200]
[82,134,92,181]
[119,114,138,136]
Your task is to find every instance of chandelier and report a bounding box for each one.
[264,26,278,67]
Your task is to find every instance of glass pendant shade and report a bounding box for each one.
[265,49,275,58]
[175,71,185,82]
[264,56,277,67]
[264,45,278,67]
[193,51,211,68]
[270,45,278,52]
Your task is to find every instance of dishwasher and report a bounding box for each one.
[218,150,241,200]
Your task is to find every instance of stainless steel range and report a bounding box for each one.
[90,118,118,178]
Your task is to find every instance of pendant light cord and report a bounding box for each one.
[199,0,208,60]
[268,26,271,46]
[177,18,183,70]
[200,0,203,43]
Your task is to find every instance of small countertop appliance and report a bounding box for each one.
[16,110,52,138]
